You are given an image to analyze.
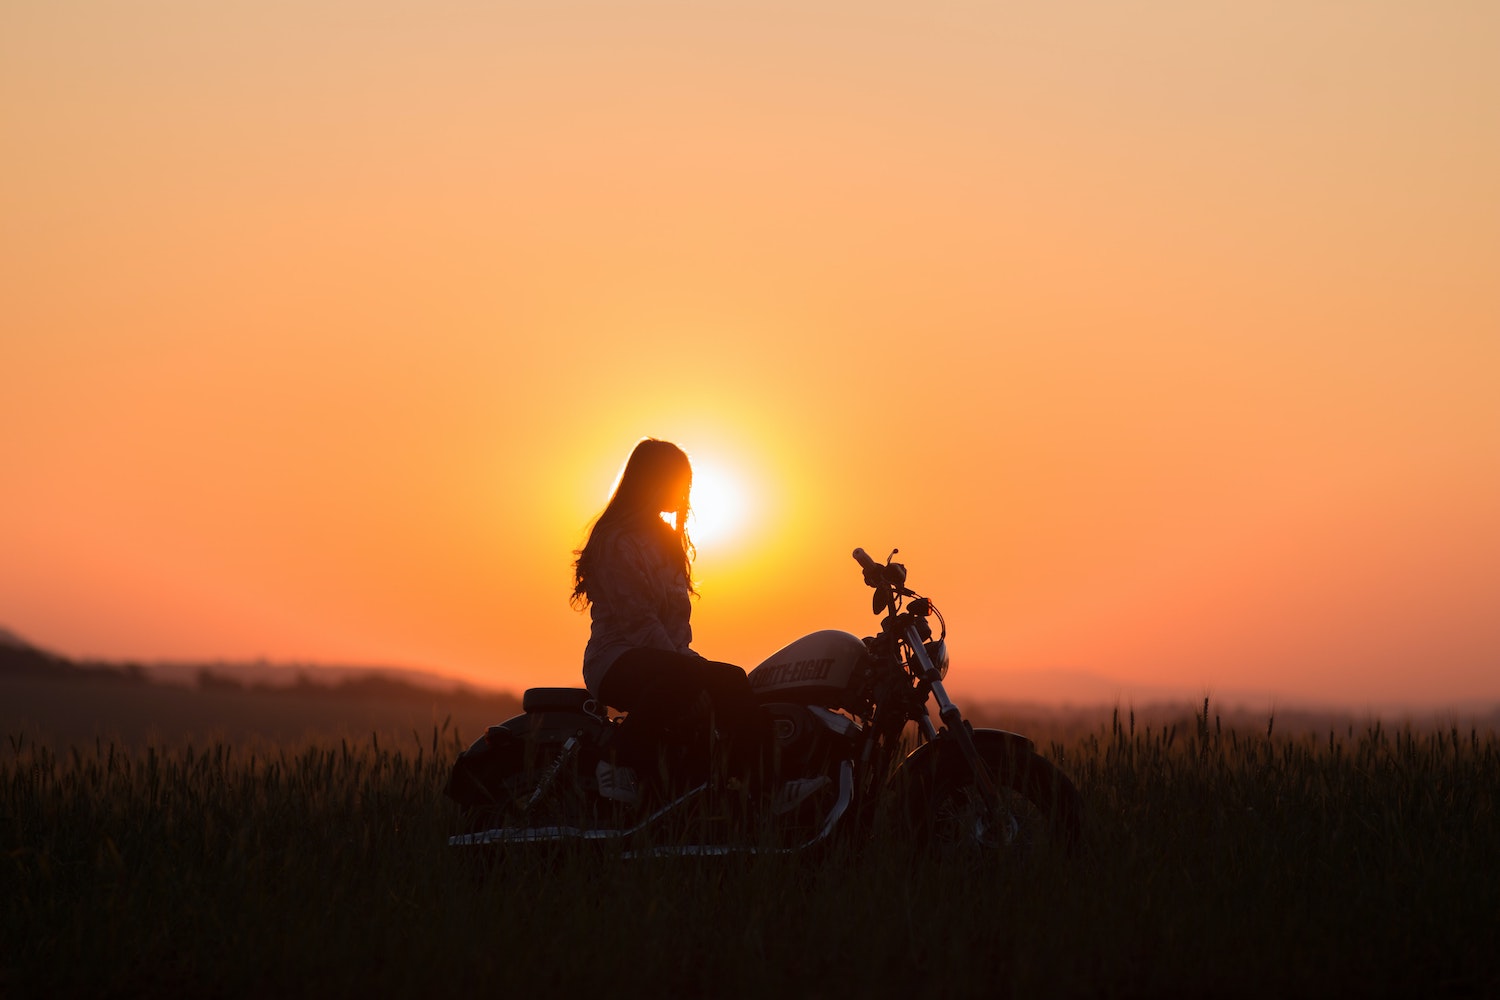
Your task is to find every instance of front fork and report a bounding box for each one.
[906,626,1018,842]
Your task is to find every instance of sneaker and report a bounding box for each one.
[771,775,831,816]
[595,759,640,806]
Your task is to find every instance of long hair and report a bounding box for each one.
[571,438,696,609]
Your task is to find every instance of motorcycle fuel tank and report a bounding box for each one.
[747,629,868,707]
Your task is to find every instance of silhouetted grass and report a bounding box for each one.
[4,703,1496,998]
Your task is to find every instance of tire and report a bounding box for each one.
[911,745,1083,856]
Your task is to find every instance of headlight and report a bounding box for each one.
[924,639,949,680]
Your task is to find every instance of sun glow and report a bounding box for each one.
[686,456,750,550]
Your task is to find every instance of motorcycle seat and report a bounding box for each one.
[522,687,594,714]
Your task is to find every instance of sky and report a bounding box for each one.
[3,1,1497,713]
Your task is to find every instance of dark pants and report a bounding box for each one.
[598,648,770,782]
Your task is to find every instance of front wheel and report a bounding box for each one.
[933,751,1082,855]
[901,737,1083,856]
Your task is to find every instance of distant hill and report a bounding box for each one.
[1,625,60,665]
[0,625,511,698]
[0,626,151,684]
[0,625,525,748]
[142,657,505,696]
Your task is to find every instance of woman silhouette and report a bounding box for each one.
[572,438,820,810]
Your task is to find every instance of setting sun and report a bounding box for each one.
[686,455,750,550]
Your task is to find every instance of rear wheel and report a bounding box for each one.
[449,733,597,837]
[460,746,534,834]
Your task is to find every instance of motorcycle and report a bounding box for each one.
[444,548,1083,858]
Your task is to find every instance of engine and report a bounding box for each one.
[762,702,860,775]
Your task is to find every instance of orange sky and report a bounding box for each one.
[3,2,1497,712]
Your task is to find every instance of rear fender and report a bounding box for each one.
[494,708,607,745]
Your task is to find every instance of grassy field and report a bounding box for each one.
[4,697,1498,998]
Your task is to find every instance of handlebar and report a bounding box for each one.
[852,546,909,593]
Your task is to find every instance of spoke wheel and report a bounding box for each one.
[915,748,1083,858]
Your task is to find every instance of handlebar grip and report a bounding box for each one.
[852,547,878,572]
